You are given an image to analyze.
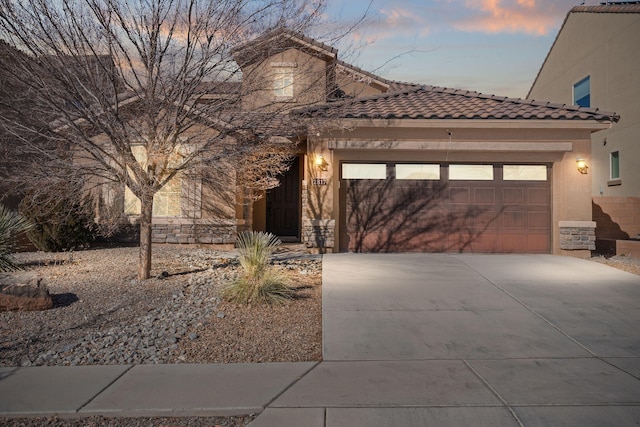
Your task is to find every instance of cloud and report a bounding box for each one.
[350,0,574,44]
[451,0,569,36]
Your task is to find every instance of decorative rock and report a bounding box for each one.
[0,273,54,312]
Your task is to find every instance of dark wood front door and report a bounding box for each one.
[266,159,300,237]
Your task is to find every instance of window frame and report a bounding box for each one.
[273,66,294,98]
[609,151,621,186]
[573,75,590,108]
[123,144,186,218]
[395,164,441,180]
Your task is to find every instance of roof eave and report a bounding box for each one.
[315,118,615,130]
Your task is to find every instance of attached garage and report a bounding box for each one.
[340,162,551,253]
[296,85,618,257]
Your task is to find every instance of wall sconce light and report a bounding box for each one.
[576,158,588,174]
[315,154,328,171]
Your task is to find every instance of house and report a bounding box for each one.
[527,2,640,255]
[135,28,616,258]
[2,28,619,258]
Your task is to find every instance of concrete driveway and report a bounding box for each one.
[322,253,640,361]
[257,254,640,426]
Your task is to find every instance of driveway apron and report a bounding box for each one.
[323,253,638,361]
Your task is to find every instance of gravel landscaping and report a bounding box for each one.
[1,244,322,368]
[2,246,638,427]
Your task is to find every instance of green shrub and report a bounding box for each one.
[19,183,96,252]
[0,205,33,272]
[222,231,295,305]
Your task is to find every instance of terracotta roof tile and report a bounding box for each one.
[293,85,620,122]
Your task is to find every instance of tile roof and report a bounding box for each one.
[294,85,620,122]
[571,3,640,14]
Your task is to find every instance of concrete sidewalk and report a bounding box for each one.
[1,254,640,426]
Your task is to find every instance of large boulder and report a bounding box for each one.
[0,273,54,311]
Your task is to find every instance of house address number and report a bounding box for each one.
[312,178,328,186]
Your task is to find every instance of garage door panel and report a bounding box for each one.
[527,235,550,252]
[503,188,525,204]
[450,187,470,203]
[471,233,498,252]
[503,211,525,228]
[474,188,496,204]
[474,210,500,229]
[528,211,550,228]
[528,188,549,205]
[502,235,525,252]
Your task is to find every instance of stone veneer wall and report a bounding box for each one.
[302,219,335,251]
[559,221,596,251]
[151,219,238,244]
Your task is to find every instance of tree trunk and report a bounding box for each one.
[138,194,154,280]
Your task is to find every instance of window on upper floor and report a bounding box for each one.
[573,76,590,108]
[610,151,620,180]
[273,66,294,98]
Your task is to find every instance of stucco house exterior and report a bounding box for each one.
[2,28,613,257]
[126,28,616,259]
[527,2,640,255]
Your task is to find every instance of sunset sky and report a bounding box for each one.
[325,0,602,98]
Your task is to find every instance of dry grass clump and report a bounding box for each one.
[222,231,295,305]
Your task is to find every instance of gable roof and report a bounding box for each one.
[294,85,619,122]
[232,28,337,68]
[527,2,640,98]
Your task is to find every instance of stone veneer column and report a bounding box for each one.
[559,221,596,251]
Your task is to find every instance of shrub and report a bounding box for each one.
[0,205,33,272]
[19,182,96,252]
[222,231,295,305]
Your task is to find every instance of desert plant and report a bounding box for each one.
[223,231,295,305]
[19,182,96,252]
[0,205,33,271]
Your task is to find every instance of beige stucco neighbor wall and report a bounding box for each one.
[528,12,640,199]
[304,121,602,257]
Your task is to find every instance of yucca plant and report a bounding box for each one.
[0,205,34,272]
[223,231,295,305]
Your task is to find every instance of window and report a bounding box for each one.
[573,76,590,108]
[610,151,620,180]
[503,165,547,181]
[273,67,294,97]
[124,145,183,217]
[449,164,493,180]
[396,164,440,180]
[342,163,386,180]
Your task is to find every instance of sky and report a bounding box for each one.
[324,0,605,98]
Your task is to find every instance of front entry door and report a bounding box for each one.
[266,159,300,237]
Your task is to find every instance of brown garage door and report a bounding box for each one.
[341,163,550,253]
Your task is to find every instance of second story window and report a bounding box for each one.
[573,76,590,107]
[610,151,620,180]
[273,65,294,97]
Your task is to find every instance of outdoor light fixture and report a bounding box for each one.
[315,154,328,171]
[576,158,589,174]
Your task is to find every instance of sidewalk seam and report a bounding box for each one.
[262,361,322,410]
[75,364,135,413]
[463,360,525,427]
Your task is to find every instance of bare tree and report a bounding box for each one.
[0,0,365,279]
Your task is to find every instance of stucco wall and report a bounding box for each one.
[528,12,640,199]
[306,122,596,256]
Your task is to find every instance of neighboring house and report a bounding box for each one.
[527,3,640,251]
